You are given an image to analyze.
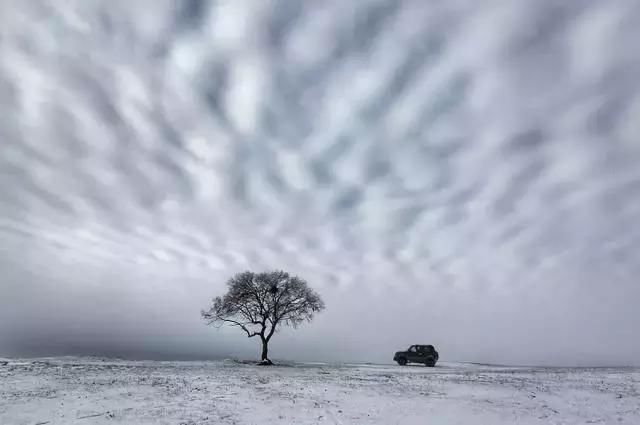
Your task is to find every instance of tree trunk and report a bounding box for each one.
[260,338,272,365]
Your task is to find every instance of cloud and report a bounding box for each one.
[1,0,639,366]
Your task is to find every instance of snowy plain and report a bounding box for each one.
[1,357,639,425]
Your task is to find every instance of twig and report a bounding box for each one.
[76,412,106,420]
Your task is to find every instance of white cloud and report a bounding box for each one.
[1,0,639,366]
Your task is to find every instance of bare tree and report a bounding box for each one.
[201,270,325,365]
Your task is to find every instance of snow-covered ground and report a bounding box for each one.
[1,358,639,424]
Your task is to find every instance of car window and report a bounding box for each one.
[408,346,416,353]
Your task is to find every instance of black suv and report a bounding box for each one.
[393,345,439,367]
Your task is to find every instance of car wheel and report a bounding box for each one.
[397,357,407,366]
[425,357,436,367]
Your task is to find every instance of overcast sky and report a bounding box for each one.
[1,0,639,366]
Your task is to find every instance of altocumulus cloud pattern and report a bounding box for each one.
[1,0,640,366]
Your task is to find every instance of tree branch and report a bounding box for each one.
[220,319,260,338]
[265,320,278,342]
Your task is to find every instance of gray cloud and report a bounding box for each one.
[1,0,640,366]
